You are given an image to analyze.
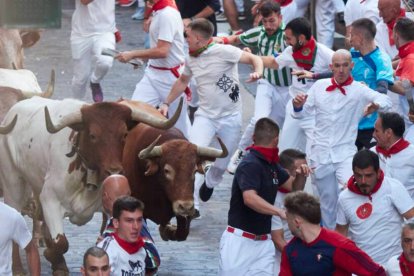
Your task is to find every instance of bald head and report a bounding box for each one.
[330,49,353,84]
[333,49,352,62]
[102,174,131,215]
[378,0,401,24]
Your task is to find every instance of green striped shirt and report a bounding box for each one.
[239,25,291,87]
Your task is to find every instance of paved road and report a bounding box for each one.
[20,6,255,276]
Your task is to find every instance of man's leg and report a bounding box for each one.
[279,102,307,153]
[71,35,93,99]
[315,0,336,48]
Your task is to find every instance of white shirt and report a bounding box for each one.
[183,44,243,119]
[293,79,392,164]
[0,202,32,275]
[148,7,185,68]
[71,0,116,36]
[275,42,334,98]
[372,143,414,199]
[98,235,146,276]
[337,176,414,265]
[344,0,380,27]
[384,255,403,276]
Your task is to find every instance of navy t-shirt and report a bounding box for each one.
[227,149,290,235]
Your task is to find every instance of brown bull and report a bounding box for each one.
[123,124,227,241]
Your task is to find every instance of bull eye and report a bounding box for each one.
[89,133,96,142]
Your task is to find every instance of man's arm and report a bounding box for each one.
[261,56,279,70]
[159,73,191,116]
[243,190,285,218]
[116,40,172,62]
[271,229,287,252]
[403,207,414,220]
[238,51,263,82]
[335,224,349,237]
[278,164,310,192]
[25,239,40,276]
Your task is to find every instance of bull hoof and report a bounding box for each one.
[52,270,70,276]
[159,224,177,241]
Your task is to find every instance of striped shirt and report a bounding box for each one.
[239,25,291,87]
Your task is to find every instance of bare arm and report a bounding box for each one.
[335,224,349,237]
[262,56,279,70]
[213,34,241,45]
[25,239,40,276]
[271,229,287,252]
[403,207,414,220]
[243,190,285,218]
[239,51,263,82]
[159,74,191,116]
[116,39,172,62]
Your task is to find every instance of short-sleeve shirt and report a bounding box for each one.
[148,7,185,68]
[239,25,292,87]
[275,43,334,98]
[0,202,32,275]
[227,149,289,235]
[337,177,414,265]
[183,43,243,119]
[351,47,394,130]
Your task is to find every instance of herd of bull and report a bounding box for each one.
[0,29,228,275]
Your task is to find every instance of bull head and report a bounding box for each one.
[0,114,18,134]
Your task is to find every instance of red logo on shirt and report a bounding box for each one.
[356,202,373,219]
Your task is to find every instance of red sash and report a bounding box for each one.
[386,8,405,46]
[246,145,279,164]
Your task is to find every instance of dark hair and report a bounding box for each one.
[188,18,214,40]
[279,149,306,171]
[259,0,281,17]
[254,118,279,145]
[378,112,405,137]
[394,17,414,41]
[112,196,144,219]
[284,191,321,224]
[83,246,108,267]
[285,17,312,40]
[351,18,376,40]
[352,149,380,172]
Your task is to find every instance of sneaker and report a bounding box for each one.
[132,7,145,20]
[227,149,245,175]
[199,164,214,202]
[190,209,201,220]
[119,0,136,7]
[215,11,227,22]
[238,12,246,21]
[90,82,103,103]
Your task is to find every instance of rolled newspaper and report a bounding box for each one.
[101,48,144,67]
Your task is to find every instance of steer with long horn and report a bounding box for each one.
[123,122,228,242]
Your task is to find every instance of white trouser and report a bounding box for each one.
[131,66,190,138]
[279,102,314,155]
[191,112,242,210]
[311,157,353,229]
[238,79,290,151]
[219,230,275,276]
[71,32,115,99]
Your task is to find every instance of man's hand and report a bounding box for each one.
[363,102,379,116]
[275,207,287,220]
[246,72,262,83]
[292,69,313,80]
[115,51,134,63]
[292,93,308,109]
[143,16,152,33]
[158,103,169,117]
[295,163,311,177]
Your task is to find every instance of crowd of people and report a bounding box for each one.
[3,0,414,275]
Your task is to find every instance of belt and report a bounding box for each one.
[226,226,269,241]
[149,63,191,100]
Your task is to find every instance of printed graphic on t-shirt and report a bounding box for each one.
[122,259,144,276]
[356,202,373,219]
[216,74,239,103]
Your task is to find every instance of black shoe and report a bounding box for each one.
[199,182,214,202]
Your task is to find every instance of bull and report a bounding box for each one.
[0,97,182,275]
[123,123,227,242]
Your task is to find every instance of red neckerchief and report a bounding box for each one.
[292,36,317,70]
[113,232,144,254]
[399,253,414,276]
[347,170,384,201]
[376,138,410,158]
[387,8,406,45]
[274,0,292,7]
[398,41,414,59]
[151,0,178,13]
[326,76,353,95]
[246,145,279,164]
[189,39,215,57]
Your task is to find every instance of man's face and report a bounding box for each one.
[349,27,362,50]
[185,29,201,52]
[353,166,379,194]
[81,255,110,276]
[286,211,302,239]
[102,186,131,215]
[373,118,389,148]
[284,29,301,51]
[378,0,398,24]
[402,227,414,262]
[330,54,353,84]
[114,209,143,243]
[261,12,282,36]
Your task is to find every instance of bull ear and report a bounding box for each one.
[126,120,139,131]
[68,123,84,131]
[144,159,159,176]
[19,31,41,48]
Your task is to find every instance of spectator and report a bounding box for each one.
[336,150,414,265]
[81,246,110,276]
[385,222,414,275]
[280,191,386,275]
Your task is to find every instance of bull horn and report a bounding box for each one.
[44,106,83,133]
[138,135,163,159]
[22,70,55,98]
[131,97,183,129]
[0,114,18,134]
[197,137,228,158]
